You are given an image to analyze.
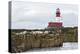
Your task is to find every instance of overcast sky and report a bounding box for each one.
[11,1,78,29]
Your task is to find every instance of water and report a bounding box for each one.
[28,42,78,52]
[61,42,78,50]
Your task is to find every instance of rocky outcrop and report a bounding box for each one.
[11,33,63,53]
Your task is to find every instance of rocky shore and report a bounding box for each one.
[11,32,63,53]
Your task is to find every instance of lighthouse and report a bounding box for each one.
[56,8,60,17]
[56,8,62,22]
[48,8,63,28]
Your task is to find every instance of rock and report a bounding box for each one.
[11,32,63,52]
[41,39,49,48]
[32,39,40,48]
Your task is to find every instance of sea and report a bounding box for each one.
[28,42,78,52]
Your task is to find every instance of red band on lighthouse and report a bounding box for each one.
[56,8,60,17]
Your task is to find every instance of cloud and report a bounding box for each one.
[11,1,78,29]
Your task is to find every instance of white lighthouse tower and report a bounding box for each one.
[56,8,62,22]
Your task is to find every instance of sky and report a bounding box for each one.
[11,1,78,29]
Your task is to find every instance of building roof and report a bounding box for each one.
[48,22,62,27]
